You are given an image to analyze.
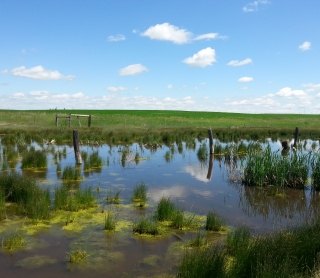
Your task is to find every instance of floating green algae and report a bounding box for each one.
[16,255,57,269]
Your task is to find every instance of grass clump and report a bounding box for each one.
[104,211,116,231]
[54,187,95,211]
[155,197,176,221]
[62,166,81,182]
[133,218,159,235]
[132,182,147,207]
[243,146,309,188]
[68,249,88,264]
[312,155,320,190]
[205,211,223,231]
[1,232,26,253]
[83,151,103,171]
[21,148,47,169]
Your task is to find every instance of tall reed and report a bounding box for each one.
[21,148,47,169]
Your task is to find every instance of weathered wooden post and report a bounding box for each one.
[55,114,58,127]
[68,114,71,128]
[208,129,214,154]
[73,130,82,164]
[293,127,299,148]
[88,115,92,127]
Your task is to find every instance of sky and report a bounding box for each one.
[0,0,319,113]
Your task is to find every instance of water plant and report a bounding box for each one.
[106,189,121,204]
[188,231,208,248]
[83,151,103,171]
[164,150,173,162]
[133,218,159,235]
[1,232,26,253]
[104,211,116,231]
[205,211,223,231]
[312,155,320,190]
[155,197,176,221]
[68,249,88,264]
[171,209,184,230]
[132,182,147,208]
[0,190,5,220]
[21,147,47,169]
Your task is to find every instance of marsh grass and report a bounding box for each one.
[132,182,147,208]
[205,211,223,231]
[106,189,121,204]
[21,148,47,169]
[54,187,95,211]
[0,173,50,219]
[188,231,208,248]
[133,218,159,235]
[155,197,176,221]
[0,190,5,220]
[104,211,116,231]
[1,232,26,253]
[68,249,88,264]
[179,222,320,278]
[171,209,184,230]
[243,146,309,188]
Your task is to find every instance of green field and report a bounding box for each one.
[0,110,319,142]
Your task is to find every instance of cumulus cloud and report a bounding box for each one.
[303,83,320,93]
[275,87,307,98]
[107,86,127,93]
[141,23,224,44]
[9,65,74,80]
[299,41,311,51]
[243,0,270,12]
[238,76,254,83]
[107,34,126,42]
[227,58,252,67]
[119,64,148,76]
[142,22,191,44]
[183,47,216,68]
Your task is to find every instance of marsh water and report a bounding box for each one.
[1,137,320,277]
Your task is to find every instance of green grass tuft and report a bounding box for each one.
[133,218,159,235]
[132,182,147,207]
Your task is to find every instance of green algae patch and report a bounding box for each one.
[1,232,26,253]
[16,255,57,269]
[142,254,162,267]
[21,220,51,235]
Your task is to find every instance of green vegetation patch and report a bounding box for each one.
[16,255,57,269]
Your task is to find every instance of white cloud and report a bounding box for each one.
[107,86,127,93]
[238,76,254,83]
[303,83,320,93]
[9,65,74,80]
[107,34,126,42]
[299,41,311,51]
[119,64,148,76]
[243,0,270,12]
[227,58,253,67]
[183,47,216,68]
[142,22,191,44]
[194,33,222,41]
[275,87,307,98]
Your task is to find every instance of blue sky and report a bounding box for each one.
[0,0,319,113]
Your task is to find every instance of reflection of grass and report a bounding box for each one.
[1,232,26,253]
[197,143,208,162]
[132,182,147,208]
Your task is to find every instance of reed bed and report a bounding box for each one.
[243,146,309,188]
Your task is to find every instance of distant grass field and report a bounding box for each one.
[0,109,319,142]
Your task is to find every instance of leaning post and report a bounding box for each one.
[88,115,92,127]
[73,130,82,164]
[208,128,214,154]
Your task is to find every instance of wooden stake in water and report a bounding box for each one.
[208,129,214,154]
[73,130,82,164]
[293,127,299,148]
[207,154,214,180]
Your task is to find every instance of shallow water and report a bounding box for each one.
[1,138,320,276]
